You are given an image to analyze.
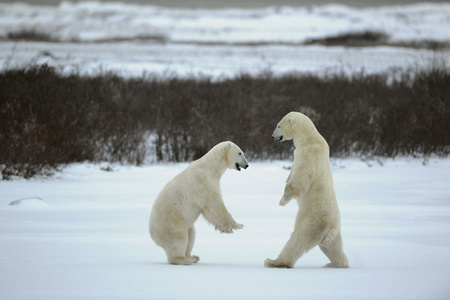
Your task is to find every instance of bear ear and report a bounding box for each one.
[289,115,297,125]
[223,142,231,155]
[223,142,231,160]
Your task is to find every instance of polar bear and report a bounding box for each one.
[265,112,348,268]
[149,141,248,265]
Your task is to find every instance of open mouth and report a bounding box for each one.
[273,135,283,142]
[235,163,249,171]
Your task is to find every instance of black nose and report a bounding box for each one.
[244,165,249,169]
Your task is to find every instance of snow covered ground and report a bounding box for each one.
[1,2,450,298]
[1,2,450,78]
[1,158,450,299]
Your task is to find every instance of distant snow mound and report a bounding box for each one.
[8,197,50,208]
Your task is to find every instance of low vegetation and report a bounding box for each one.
[1,62,449,179]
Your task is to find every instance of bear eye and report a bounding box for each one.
[238,152,242,155]
[277,125,281,128]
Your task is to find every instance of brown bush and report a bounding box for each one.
[1,63,449,179]
[0,65,146,179]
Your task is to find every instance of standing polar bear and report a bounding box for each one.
[265,112,348,268]
[149,141,248,265]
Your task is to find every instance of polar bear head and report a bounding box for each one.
[272,111,315,142]
[223,141,249,171]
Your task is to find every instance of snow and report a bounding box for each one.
[1,2,449,78]
[2,2,450,43]
[1,158,450,299]
[1,2,450,298]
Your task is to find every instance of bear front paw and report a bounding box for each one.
[234,223,244,230]
[279,197,289,206]
[215,225,233,233]
[215,223,243,233]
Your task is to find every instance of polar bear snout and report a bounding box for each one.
[272,134,283,142]
[235,150,249,171]
[272,125,285,142]
[225,142,248,171]
[235,162,249,171]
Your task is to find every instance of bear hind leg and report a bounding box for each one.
[164,231,197,265]
[185,226,199,263]
[167,256,196,265]
[319,232,348,268]
[265,227,321,268]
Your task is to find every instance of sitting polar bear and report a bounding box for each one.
[265,112,348,268]
[149,141,248,265]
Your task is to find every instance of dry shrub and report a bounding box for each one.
[1,62,449,179]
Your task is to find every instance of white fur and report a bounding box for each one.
[149,141,248,265]
[265,112,348,268]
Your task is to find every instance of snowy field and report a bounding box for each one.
[1,1,450,299]
[1,2,450,78]
[1,158,450,299]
